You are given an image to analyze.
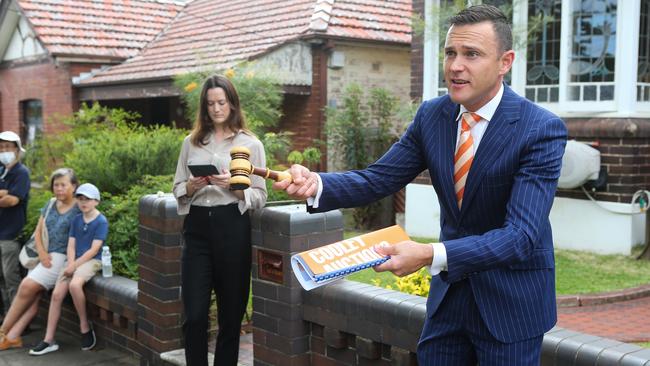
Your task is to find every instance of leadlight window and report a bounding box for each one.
[568,0,617,102]
[525,0,562,103]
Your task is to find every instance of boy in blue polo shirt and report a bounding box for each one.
[30,183,108,356]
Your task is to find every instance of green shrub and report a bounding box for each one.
[99,175,174,279]
[64,121,185,195]
[326,83,401,229]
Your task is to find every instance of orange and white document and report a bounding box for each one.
[291,225,410,290]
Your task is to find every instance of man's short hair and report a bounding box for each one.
[448,4,513,54]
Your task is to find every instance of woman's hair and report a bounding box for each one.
[49,168,79,192]
[190,75,250,146]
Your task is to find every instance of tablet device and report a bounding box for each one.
[188,164,219,177]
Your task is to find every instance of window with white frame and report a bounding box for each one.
[424,0,649,115]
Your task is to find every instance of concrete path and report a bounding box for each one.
[0,322,138,366]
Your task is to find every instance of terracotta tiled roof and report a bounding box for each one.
[326,0,411,44]
[78,0,411,85]
[17,0,184,59]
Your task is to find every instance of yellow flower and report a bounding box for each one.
[184,82,198,92]
[245,70,255,79]
[224,68,235,79]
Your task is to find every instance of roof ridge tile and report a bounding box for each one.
[310,0,334,32]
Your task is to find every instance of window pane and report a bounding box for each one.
[584,85,597,101]
[600,85,614,100]
[21,99,42,145]
[569,85,581,101]
[639,0,650,83]
[526,0,562,86]
[525,88,536,100]
[550,87,559,102]
[569,0,617,83]
[638,0,650,101]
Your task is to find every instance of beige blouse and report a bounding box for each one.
[173,130,267,215]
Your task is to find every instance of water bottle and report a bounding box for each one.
[101,246,113,278]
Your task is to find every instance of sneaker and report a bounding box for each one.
[81,323,96,350]
[0,335,22,350]
[29,341,58,355]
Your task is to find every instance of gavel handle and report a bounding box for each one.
[252,167,292,182]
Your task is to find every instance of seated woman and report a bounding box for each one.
[0,168,80,350]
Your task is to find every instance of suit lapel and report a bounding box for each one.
[438,102,461,220]
[460,87,520,217]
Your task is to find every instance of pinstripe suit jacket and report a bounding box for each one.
[312,85,567,343]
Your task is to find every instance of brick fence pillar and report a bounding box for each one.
[137,194,184,365]
[250,204,343,365]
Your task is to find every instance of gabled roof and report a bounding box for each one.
[16,0,184,60]
[77,0,411,85]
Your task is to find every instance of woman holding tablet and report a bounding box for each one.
[173,75,267,366]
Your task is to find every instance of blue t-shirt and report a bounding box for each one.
[0,162,30,240]
[43,201,81,254]
[69,213,108,260]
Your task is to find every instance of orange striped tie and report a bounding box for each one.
[454,112,481,208]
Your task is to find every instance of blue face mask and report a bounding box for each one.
[0,151,15,166]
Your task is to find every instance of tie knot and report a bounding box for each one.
[461,112,481,131]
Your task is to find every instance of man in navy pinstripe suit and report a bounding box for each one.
[275,5,567,365]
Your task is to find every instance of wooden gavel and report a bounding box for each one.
[229,146,292,190]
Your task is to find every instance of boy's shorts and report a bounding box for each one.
[57,259,101,283]
[27,253,67,290]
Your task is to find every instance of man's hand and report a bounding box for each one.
[0,189,7,197]
[373,241,433,277]
[272,164,318,200]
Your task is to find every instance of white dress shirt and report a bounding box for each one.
[309,84,505,276]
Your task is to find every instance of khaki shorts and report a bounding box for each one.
[57,259,102,283]
[26,253,67,290]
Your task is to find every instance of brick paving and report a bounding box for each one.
[558,296,650,343]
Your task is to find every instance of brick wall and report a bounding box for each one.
[411,0,424,102]
[558,118,650,203]
[36,275,139,358]
[278,44,329,171]
[0,60,100,134]
[327,43,411,106]
[35,194,184,366]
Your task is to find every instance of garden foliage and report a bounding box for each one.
[326,83,403,229]
[22,67,321,279]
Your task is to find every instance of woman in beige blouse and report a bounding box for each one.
[173,75,266,366]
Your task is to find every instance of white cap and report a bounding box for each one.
[0,131,25,153]
[75,183,101,201]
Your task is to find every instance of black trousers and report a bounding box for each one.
[182,205,251,366]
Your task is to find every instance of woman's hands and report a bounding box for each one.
[39,251,52,268]
[206,169,231,189]
[186,176,209,196]
[187,170,244,199]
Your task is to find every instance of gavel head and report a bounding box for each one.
[229,146,253,190]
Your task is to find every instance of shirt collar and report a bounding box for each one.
[456,83,505,122]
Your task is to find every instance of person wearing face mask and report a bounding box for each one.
[0,131,30,318]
